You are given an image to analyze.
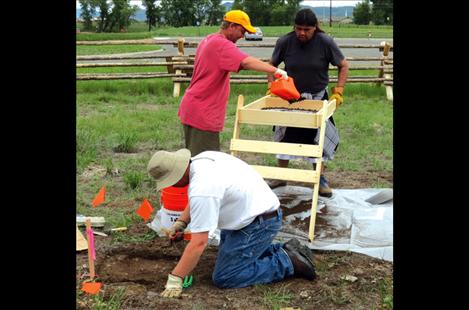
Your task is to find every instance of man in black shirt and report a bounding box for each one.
[267,8,349,197]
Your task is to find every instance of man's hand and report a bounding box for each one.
[329,86,344,107]
[161,274,183,298]
[274,68,288,80]
[168,220,187,242]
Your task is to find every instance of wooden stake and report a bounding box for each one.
[85,219,95,280]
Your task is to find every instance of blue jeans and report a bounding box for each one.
[212,208,294,288]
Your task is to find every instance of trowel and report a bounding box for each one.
[365,189,393,204]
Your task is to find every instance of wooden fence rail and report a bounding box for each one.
[77,38,393,100]
[77,72,185,80]
[77,61,189,68]
[76,54,195,61]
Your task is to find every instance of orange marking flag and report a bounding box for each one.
[136,199,154,222]
[81,282,102,295]
[92,186,106,208]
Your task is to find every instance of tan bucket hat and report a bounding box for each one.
[147,148,191,191]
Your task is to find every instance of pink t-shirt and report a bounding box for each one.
[178,33,249,132]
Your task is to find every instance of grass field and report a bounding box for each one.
[76,44,162,55]
[77,78,392,219]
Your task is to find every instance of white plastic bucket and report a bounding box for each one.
[160,204,184,229]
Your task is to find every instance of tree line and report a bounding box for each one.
[353,0,393,25]
[79,0,139,32]
[79,0,393,33]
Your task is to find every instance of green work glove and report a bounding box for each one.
[329,86,344,107]
[161,274,183,298]
[168,220,187,242]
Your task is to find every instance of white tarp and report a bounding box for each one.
[273,186,393,262]
[147,186,393,262]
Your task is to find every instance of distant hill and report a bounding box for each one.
[76,8,146,21]
[302,6,355,19]
[222,2,232,11]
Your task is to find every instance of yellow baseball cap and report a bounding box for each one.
[223,10,256,34]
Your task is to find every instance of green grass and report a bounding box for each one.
[77,22,393,40]
[112,132,138,153]
[77,44,162,55]
[91,287,125,310]
[77,30,157,41]
[77,82,391,171]
[77,66,167,74]
[379,278,393,309]
[77,79,392,227]
[256,284,294,310]
[111,229,158,244]
[123,171,145,190]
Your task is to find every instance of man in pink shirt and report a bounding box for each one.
[178,10,288,156]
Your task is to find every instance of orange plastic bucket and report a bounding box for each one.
[162,185,189,196]
[160,185,189,229]
[270,77,301,101]
[161,185,188,212]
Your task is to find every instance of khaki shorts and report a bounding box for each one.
[183,124,220,156]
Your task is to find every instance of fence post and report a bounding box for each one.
[177,37,185,56]
[378,41,390,79]
[173,38,186,97]
[379,41,393,101]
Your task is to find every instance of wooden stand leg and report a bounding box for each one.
[309,160,322,241]
[309,182,320,241]
[231,95,244,157]
[173,69,182,98]
[385,73,393,101]
[308,102,329,242]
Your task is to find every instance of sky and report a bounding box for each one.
[77,1,363,9]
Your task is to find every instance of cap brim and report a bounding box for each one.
[154,149,191,191]
[244,24,256,34]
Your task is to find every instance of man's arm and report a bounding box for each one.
[161,231,209,297]
[241,56,276,75]
[267,60,275,84]
[171,232,209,278]
[336,58,349,88]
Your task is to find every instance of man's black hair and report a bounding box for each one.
[294,8,324,33]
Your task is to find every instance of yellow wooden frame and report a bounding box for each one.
[230,95,336,241]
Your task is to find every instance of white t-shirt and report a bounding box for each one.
[188,151,280,233]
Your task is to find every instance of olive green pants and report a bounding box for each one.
[183,124,220,156]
